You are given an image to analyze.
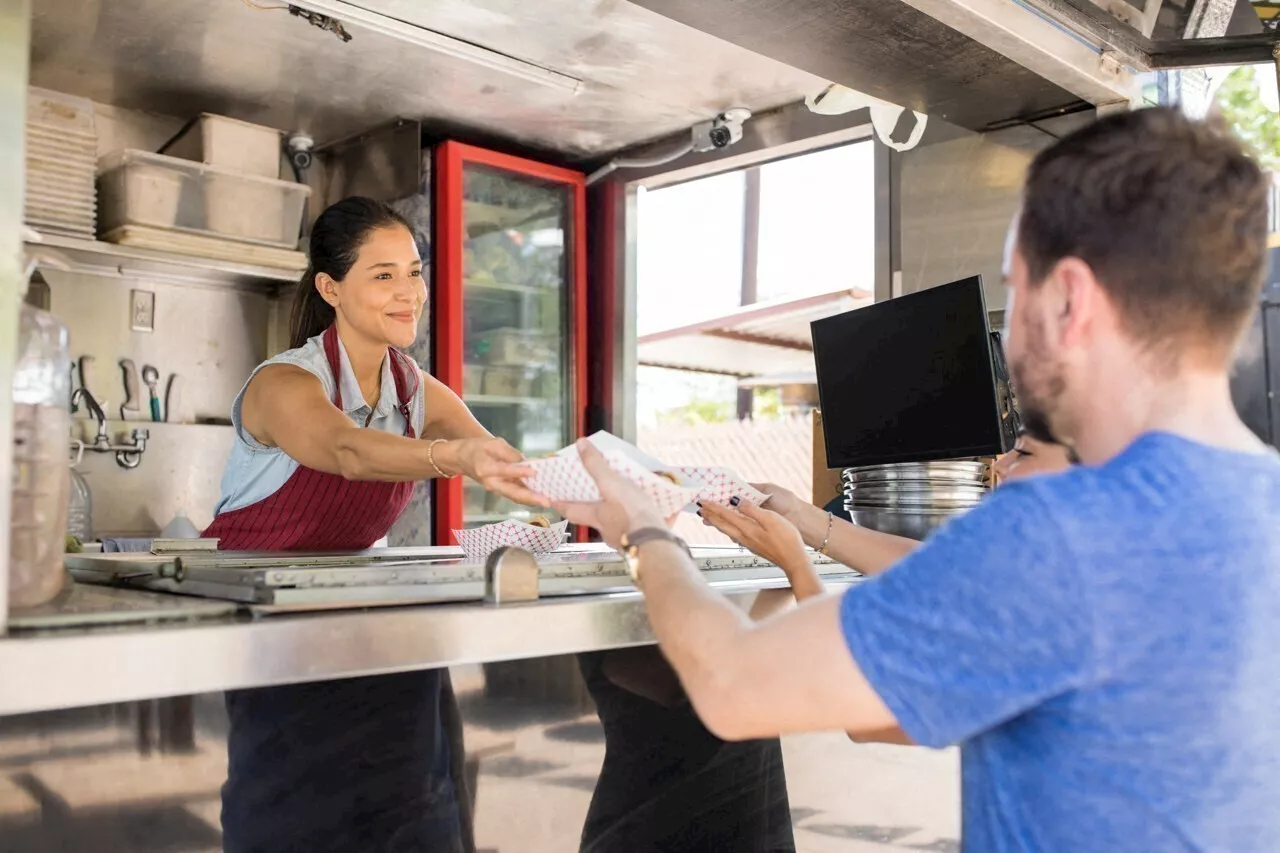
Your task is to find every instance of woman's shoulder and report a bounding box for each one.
[248,335,333,394]
[267,334,326,369]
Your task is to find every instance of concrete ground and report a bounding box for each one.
[0,699,959,852]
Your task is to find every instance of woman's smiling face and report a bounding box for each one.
[319,224,425,349]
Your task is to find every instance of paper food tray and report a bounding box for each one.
[453,519,569,562]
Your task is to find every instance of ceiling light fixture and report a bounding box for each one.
[288,0,583,94]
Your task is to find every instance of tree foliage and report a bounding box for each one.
[1215,66,1280,171]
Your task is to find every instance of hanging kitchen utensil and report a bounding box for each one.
[141,364,161,422]
[164,373,183,423]
[119,358,142,421]
[77,355,106,419]
[69,361,80,414]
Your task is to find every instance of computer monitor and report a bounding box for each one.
[812,275,1007,469]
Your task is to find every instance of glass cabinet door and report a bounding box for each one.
[457,163,577,528]
[434,142,586,542]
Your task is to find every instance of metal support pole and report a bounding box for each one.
[873,140,901,303]
[0,0,33,634]
[738,168,761,420]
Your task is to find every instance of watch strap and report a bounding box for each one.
[621,527,691,557]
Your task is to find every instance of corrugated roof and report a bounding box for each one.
[637,288,873,378]
[639,417,812,546]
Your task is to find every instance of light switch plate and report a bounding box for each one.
[130,289,155,332]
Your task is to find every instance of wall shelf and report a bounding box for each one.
[24,233,302,291]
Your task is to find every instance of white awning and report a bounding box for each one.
[637,288,873,378]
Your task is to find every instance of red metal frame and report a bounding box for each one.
[432,141,588,545]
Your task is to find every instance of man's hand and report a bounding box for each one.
[450,437,548,507]
[701,500,813,585]
[552,439,669,548]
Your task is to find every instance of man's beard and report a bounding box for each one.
[1009,319,1068,448]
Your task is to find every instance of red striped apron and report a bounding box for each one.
[201,324,420,551]
[212,327,467,852]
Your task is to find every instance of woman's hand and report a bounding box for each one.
[552,440,670,549]
[700,499,808,572]
[446,437,548,507]
[753,482,830,550]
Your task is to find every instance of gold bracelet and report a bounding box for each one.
[427,438,449,478]
[818,511,834,556]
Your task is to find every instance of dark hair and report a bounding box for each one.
[290,196,413,349]
[1017,107,1269,358]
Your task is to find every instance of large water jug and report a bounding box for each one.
[10,302,71,608]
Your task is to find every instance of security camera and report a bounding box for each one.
[692,108,752,153]
[286,132,316,172]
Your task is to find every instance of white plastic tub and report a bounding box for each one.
[164,113,283,179]
[97,149,309,248]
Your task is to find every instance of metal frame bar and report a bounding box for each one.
[873,141,901,304]
[1183,0,1238,38]
[611,114,875,439]
[737,167,762,418]
[1029,0,1280,68]
[0,578,856,716]
[895,0,1139,106]
[612,103,874,191]
[0,0,32,635]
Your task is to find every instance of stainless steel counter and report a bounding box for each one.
[0,568,860,718]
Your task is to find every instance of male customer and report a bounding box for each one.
[554,108,1280,851]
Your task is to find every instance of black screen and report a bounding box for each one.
[813,276,1005,468]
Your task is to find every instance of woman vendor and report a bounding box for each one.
[203,196,546,852]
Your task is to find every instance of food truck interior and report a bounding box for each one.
[3,0,1280,850]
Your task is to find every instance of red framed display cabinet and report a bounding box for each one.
[432,141,588,544]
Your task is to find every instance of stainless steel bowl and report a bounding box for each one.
[843,460,988,477]
[843,469,989,487]
[844,486,987,508]
[846,506,964,540]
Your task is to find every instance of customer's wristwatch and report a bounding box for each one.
[620,527,692,583]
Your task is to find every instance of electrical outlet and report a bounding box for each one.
[130,289,155,332]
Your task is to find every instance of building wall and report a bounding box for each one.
[898,114,1095,311]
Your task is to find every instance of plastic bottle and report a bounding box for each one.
[10,302,71,608]
[67,467,92,542]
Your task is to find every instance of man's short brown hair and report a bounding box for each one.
[1017,107,1269,358]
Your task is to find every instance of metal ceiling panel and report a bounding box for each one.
[625,0,1086,130]
[28,0,830,158]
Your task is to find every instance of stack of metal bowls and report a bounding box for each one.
[843,460,990,540]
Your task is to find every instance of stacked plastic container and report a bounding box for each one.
[97,113,309,267]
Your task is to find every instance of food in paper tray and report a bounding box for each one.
[526,432,766,512]
[658,466,768,508]
[524,449,701,518]
[527,515,551,529]
[453,519,568,562]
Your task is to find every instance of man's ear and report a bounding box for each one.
[1050,257,1100,350]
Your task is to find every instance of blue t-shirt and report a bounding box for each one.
[841,432,1280,852]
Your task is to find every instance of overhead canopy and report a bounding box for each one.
[638,288,873,379]
[28,0,829,158]
[628,0,1275,130]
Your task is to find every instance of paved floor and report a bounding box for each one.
[0,695,959,852]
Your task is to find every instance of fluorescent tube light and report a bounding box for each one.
[290,0,583,94]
